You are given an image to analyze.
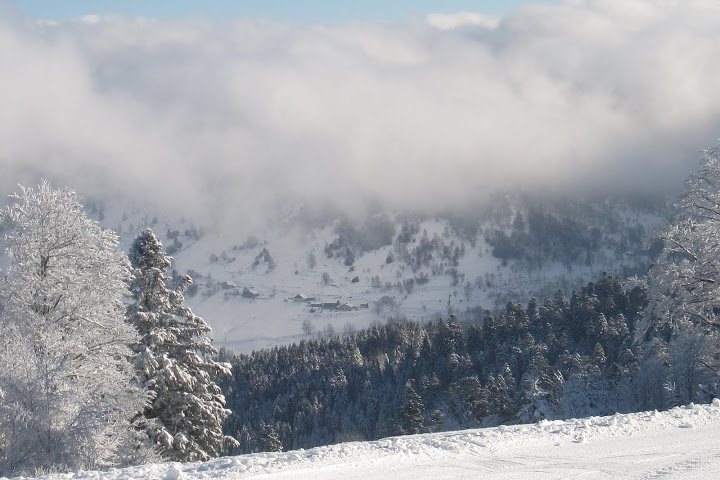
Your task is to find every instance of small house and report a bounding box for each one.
[293,293,315,303]
[242,287,261,299]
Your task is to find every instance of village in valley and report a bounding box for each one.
[239,287,369,313]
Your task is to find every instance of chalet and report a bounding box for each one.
[242,287,261,299]
[293,293,316,303]
[322,300,341,310]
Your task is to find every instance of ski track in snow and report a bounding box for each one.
[13,400,720,480]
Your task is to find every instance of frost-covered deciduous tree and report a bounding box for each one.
[642,145,720,401]
[127,229,237,462]
[667,322,716,403]
[646,145,720,330]
[0,182,146,475]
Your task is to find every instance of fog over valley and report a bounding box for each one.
[1,0,719,231]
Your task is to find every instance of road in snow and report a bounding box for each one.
[15,401,720,480]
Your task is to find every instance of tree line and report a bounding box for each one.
[221,272,710,453]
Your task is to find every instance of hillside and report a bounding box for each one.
[20,401,720,480]
[79,193,667,353]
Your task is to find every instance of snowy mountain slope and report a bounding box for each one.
[19,401,720,480]
[102,195,666,353]
[0,192,668,354]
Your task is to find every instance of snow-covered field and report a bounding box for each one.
[19,401,720,480]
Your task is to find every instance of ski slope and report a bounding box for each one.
[19,401,720,480]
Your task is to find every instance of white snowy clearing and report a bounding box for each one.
[17,400,720,480]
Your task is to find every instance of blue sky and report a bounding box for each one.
[13,0,559,23]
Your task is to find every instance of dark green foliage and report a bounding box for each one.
[258,424,283,452]
[222,274,649,453]
[488,211,598,267]
[448,376,487,425]
[485,195,665,270]
[400,382,425,435]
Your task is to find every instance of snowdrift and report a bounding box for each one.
[19,400,720,480]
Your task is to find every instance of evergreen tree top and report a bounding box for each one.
[129,229,171,272]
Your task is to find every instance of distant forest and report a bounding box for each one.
[220,274,714,453]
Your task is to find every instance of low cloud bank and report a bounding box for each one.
[1,0,719,231]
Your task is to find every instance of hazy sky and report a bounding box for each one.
[1,0,719,230]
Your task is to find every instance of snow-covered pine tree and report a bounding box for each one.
[399,381,425,435]
[516,350,563,423]
[448,376,488,426]
[127,229,237,462]
[0,182,147,475]
[258,423,283,452]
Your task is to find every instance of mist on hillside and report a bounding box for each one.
[1,0,719,234]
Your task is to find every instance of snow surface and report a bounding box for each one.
[17,401,720,480]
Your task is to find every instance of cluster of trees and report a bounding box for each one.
[221,273,711,453]
[324,215,396,266]
[483,192,665,276]
[0,183,234,476]
[488,209,654,274]
[488,212,600,267]
[390,230,465,274]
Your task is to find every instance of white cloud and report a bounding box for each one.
[1,1,720,231]
[426,12,499,31]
